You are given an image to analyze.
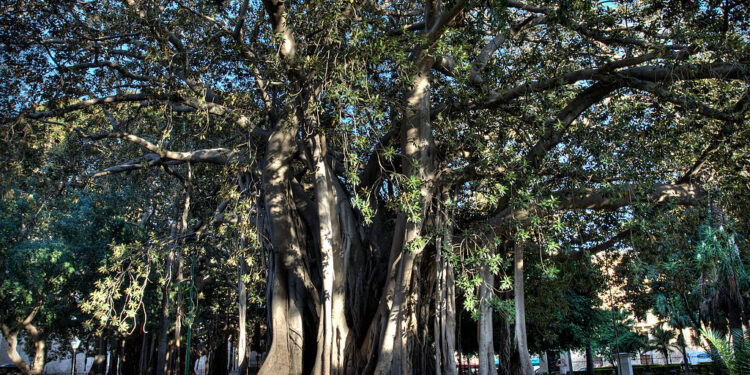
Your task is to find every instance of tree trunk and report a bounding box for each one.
[310,133,350,375]
[173,254,184,375]
[373,45,436,375]
[208,333,229,375]
[90,336,107,375]
[238,256,249,375]
[147,332,157,375]
[139,333,149,375]
[586,342,595,375]
[24,323,45,374]
[514,242,534,375]
[257,124,310,375]
[478,263,495,375]
[121,330,143,375]
[157,229,176,375]
[0,325,32,374]
[678,330,690,375]
[497,317,513,375]
[434,214,457,375]
[107,339,118,375]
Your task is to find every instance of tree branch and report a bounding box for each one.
[488,182,706,229]
[89,132,237,164]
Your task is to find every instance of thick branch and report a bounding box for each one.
[89,132,236,164]
[488,182,706,229]
[23,93,157,120]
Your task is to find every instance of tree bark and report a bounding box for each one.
[434,214,457,375]
[238,255,249,375]
[173,254,184,375]
[0,306,42,374]
[309,133,350,375]
[157,224,177,375]
[24,322,45,374]
[373,46,436,375]
[257,124,309,375]
[478,264,495,375]
[0,325,32,374]
[514,242,534,375]
[90,336,107,375]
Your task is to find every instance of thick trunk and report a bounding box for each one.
[0,325,32,374]
[24,323,45,374]
[514,243,534,375]
[258,125,309,375]
[310,134,350,375]
[373,48,436,375]
[434,216,457,375]
[90,336,107,375]
[497,318,513,375]
[478,264,495,375]
[259,249,305,375]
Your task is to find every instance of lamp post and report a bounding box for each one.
[70,337,81,375]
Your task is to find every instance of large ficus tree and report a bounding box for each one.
[2,0,748,374]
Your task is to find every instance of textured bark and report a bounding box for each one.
[374,55,436,374]
[238,256,249,375]
[310,134,350,375]
[478,264,495,375]
[434,217,457,375]
[258,124,309,375]
[0,306,42,374]
[497,317,513,375]
[0,325,32,374]
[22,323,45,374]
[514,243,534,375]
